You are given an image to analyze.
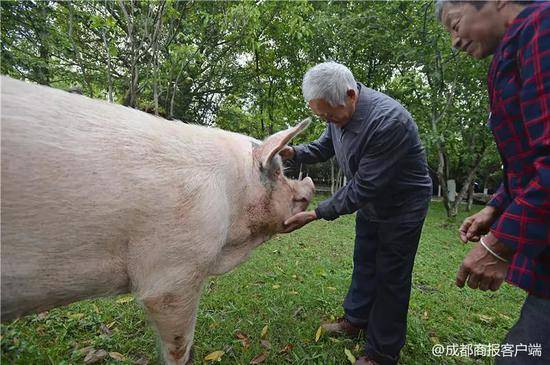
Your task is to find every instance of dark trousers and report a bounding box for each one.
[495,294,550,364]
[343,209,424,365]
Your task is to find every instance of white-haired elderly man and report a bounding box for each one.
[280,61,432,365]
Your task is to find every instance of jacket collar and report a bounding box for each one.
[341,82,367,134]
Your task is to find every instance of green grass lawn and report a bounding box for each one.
[1,199,526,365]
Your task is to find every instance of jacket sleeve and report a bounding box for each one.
[292,126,335,164]
[315,118,412,220]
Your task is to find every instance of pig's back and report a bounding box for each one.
[1,76,238,229]
[1,76,202,236]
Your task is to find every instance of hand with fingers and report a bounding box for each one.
[278,146,295,161]
[456,232,513,292]
[459,205,500,243]
[282,210,317,233]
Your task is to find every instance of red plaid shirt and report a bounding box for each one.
[486,3,550,298]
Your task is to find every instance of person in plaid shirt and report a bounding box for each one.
[436,0,549,364]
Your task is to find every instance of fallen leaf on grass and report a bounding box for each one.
[84,349,108,364]
[235,331,251,349]
[249,352,267,364]
[260,339,271,350]
[92,303,100,314]
[315,326,323,342]
[272,284,280,289]
[36,326,46,336]
[279,343,294,354]
[260,325,268,339]
[69,313,85,320]
[133,358,149,365]
[109,352,125,361]
[36,311,48,320]
[204,350,225,362]
[422,311,429,320]
[116,296,134,304]
[78,346,95,355]
[344,348,356,364]
[478,314,493,323]
[100,323,112,336]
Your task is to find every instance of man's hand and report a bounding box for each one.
[282,210,317,233]
[459,206,499,243]
[456,233,513,291]
[279,146,295,161]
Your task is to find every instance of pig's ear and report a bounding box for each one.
[255,118,311,168]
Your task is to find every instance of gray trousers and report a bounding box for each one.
[495,294,550,364]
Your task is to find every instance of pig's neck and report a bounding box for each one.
[209,168,275,276]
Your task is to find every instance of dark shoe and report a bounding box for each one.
[321,317,365,337]
[355,356,379,365]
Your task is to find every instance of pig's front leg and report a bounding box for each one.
[139,280,204,365]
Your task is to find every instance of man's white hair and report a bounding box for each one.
[434,0,450,22]
[302,61,358,107]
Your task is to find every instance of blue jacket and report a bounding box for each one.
[293,83,432,222]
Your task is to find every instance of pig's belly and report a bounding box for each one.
[1,231,130,321]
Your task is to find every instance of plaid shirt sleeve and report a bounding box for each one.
[490,10,550,258]
[487,183,512,211]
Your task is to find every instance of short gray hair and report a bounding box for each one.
[434,0,449,22]
[302,61,358,107]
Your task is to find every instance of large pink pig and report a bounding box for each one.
[0,76,314,364]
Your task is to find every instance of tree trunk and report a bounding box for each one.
[102,29,114,103]
[36,3,51,86]
[429,87,454,217]
[467,182,474,211]
[436,147,450,215]
[170,63,186,119]
[67,1,93,97]
[448,146,486,217]
[118,0,139,107]
[151,2,165,115]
